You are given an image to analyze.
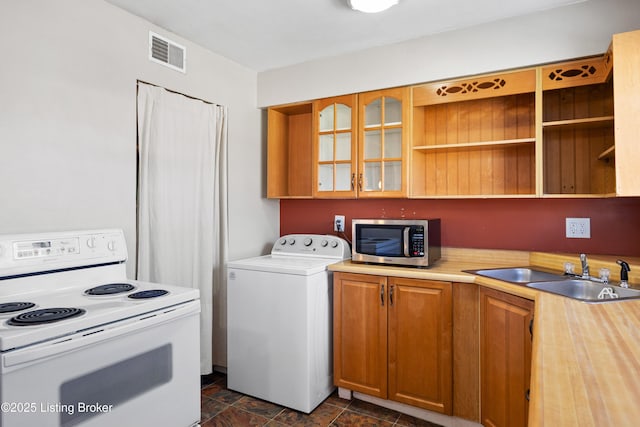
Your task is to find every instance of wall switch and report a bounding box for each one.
[566,218,591,239]
[334,215,345,232]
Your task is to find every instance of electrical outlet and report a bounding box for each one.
[566,218,591,239]
[334,215,345,232]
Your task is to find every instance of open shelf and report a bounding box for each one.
[542,115,614,130]
[413,138,535,152]
[597,145,615,161]
[411,91,536,197]
[267,102,313,198]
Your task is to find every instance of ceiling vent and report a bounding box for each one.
[149,31,186,73]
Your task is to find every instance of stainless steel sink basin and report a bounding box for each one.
[527,279,640,302]
[468,267,567,284]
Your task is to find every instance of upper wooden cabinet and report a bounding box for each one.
[270,88,411,199]
[267,103,313,198]
[313,94,358,198]
[411,70,537,198]
[357,87,411,198]
[266,29,640,199]
[541,56,615,196]
[612,29,640,196]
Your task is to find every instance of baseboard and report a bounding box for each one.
[339,387,481,427]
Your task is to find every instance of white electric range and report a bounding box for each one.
[0,229,200,427]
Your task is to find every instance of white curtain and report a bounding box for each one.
[136,82,228,374]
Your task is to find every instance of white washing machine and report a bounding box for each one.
[227,234,350,413]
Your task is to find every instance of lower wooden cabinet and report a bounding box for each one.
[480,287,534,427]
[333,272,452,414]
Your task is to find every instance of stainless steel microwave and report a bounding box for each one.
[351,219,441,267]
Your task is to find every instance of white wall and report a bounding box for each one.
[0,0,279,367]
[257,0,640,106]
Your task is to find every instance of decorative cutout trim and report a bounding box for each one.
[547,65,597,82]
[436,79,507,97]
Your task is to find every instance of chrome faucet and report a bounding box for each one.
[580,253,590,279]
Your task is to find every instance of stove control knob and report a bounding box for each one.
[107,240,116,251]
[287,238,296,245]
[279,238,287,245]
[330,240,339,248]
[321,239,328,247]
[86,237,96,249]
[303,238,312,246]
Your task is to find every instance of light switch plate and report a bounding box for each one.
[566,218,590,239]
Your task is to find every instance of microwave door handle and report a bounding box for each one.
[403,227,410,257]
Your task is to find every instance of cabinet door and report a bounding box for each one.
[358,87,409,198]
[388,277,452,414]
[480,288,534,427]
[333,272,388,397]
[313,95,358,198]
[613,29,640,196]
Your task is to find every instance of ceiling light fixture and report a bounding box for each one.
[349,0,399,14]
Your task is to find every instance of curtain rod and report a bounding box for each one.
[137,79,215,105]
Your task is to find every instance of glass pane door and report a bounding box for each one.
[317,101,354,194]
[362,94,403,194]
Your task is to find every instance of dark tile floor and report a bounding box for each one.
[200,372,443,427]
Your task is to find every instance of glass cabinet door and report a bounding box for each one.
[359,88,408,196]
[313,94,358,197]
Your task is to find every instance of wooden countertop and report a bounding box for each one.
[330,248,640,426]
[529,295,640,426]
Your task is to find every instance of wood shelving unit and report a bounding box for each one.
[267,30,640,199]
[267,102,313,198]
[411,69,537,198]
[413,138,535,152]
[542,78,615,196]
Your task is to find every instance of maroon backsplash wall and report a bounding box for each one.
[280,198,640,256]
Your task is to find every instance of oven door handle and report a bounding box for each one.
[2,301,200,368]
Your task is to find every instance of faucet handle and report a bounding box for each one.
[564,262,575,275]
[599,268,610,284]
[617,259,631,288]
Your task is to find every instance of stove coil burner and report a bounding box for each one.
[0,302,36,314]
[128,289,169,299]
[7,307,86,326]
[85,283,135,296]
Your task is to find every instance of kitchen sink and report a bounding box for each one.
[468,267,567,284]
[527,279,640,302]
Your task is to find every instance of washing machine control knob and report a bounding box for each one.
[287,238,296,245]
[279,238,287,245]
[303,238,312,246]
[330,240,339,248]
[321,239,328,247]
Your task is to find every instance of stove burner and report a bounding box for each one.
[7,307,86,326]
[128,289,169,299]
[0,302,36,314]
[85,283,135,295]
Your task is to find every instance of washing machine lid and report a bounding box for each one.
[227,255,340,276]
